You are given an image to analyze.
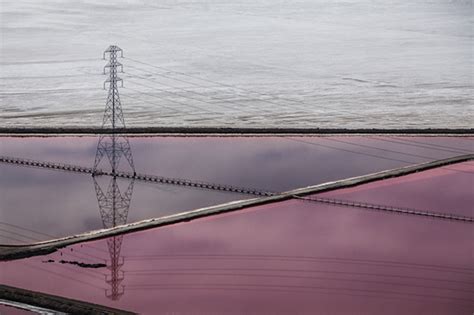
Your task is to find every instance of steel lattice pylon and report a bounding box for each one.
[93,45,135,301]
[93,45,135,175]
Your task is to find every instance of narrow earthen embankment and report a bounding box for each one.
[1,153,472,261]
[0,127,473,136]
[0,284,135,315]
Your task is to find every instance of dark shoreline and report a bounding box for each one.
[0,284,135,314]
[1,127,473,135]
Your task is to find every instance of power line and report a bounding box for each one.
[125,77,226,113]
[0,221,108,256]
[125,70,240,111]
[0,73,100,80]
[318,137,474,174]
[1,153,471,223]
[120,93,182,114]
[0,222,109,275]
[0,87,102,96]
[123,85,220,115]
[124,271,473,294]
[371,137,472,155]
[123,267,473,285]
[0,58,101,66]
[284,137,474,174]
[0,225,106,268]
[126,66,313,116]
[125,283,473,303]
[0,227,39,242]
[121,94,228,120]
[295,196,473,223]
[0,233,29,244]
[123,254,474,274]
[0,225,108,279]
[389,137,473,153]
[283,137,413,164]
[22,262,106,291]
[125,58,330,114]
[321,137,435,161]
[124,286,471,308]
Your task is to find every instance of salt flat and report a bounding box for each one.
[0,0,472,128]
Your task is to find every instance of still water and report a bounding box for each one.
[1,162,473,314]
[319,161,474,217]
[0,136,472,244]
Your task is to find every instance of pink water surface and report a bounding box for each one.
[0,305,33,314]
[1,163,472,314]
[0,136,472,244]
[317,161,474,217]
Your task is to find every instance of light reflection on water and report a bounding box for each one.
[0,136,472,243]
[1,166,473,314]
[0,136,473,314]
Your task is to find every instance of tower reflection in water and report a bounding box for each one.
[91,45,135,300]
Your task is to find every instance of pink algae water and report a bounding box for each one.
[1,162,472,314]
[0,136,472,244]
[317,161,474,217]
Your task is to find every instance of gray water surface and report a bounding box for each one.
[0,0,472,128]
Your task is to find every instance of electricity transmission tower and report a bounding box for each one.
[93,45,135,301]
[93,45,135,174]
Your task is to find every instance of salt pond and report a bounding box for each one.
[1,161,472,314]
[0,136,472,243]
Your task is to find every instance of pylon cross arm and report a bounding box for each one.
[103,45,123,59]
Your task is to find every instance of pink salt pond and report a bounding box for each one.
[0,136,472,244]
[1,162,473,314]
[317,161,474,217]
